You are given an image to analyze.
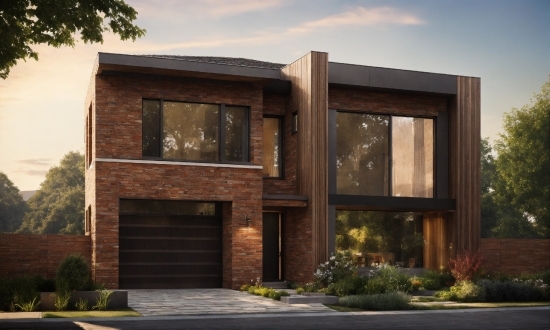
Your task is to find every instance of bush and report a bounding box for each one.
[56,254,90,293]
[410,277,422,290]
[478,279,548,302]
[246,285,289,301]
[326,275,368,296]
[339,292,411,310]
[436,281,485,302]
[313,251,356,287]
[449,250,484,282]
[418,270,448,290]
[367,265,413,294]
[92,290,112,311]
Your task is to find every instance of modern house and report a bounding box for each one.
[84,51,480,289]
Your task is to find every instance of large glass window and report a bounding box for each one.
[336,113,389,195]
[336,211,424,267]
[143,100,249,163]
[263,117,282,178]
[336,112,433,197]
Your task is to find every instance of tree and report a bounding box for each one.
[0,0,145,79]
[480,138,500,237]
[0,171,27,232]
[17,151,84,234]
[494,77,550,238]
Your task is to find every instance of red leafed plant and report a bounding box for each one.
[449,250,485,282]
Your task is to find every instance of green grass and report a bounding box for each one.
[42,308,141,318]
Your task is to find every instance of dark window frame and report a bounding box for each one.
[263,115,284,179]
[332,109,436,199]
[142,99,251,164]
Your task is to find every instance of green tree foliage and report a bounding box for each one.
[480,138,499,237]
[0,172,27,232]
[17,151,84,234]
[494,77,550,238]
[0,0,146,79]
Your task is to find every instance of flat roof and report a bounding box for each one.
[96,52,464,95]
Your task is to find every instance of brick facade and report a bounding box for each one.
[0,234,91,279]
[480,238,550,274]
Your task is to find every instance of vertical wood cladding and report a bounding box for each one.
[449,77,481,256]
[423,212,451,269]
[282,52,329,272]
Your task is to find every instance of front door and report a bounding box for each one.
[262,213,282,281]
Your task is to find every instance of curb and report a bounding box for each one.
[1,306,549,323]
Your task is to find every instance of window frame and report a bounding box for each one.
[142,99,251,164]
[262,115,284,179]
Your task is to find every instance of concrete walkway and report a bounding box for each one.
[128,289,335,316]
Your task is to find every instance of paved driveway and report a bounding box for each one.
[127,289,335,316]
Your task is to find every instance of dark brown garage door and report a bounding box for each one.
[119,200,222,289]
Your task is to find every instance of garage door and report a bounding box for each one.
[118,200,222,289]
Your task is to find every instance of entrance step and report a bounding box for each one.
[262,281,288,289]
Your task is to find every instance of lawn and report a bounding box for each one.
[42,308,141,318]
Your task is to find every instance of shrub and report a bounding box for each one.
[410,277,422,291]
[92,290,112,311]
[54,291,71,311]
[478,279,548,302]
[15,297,40,312]
[75,298,89,311]
[449,250,484,282]
[313,251,356,287]
[326,275,368,296]
[418,269,448,290]
[239,284,251,292]
[296,287,304,295]
[0,277,13,311]
[11,276,40,310]
[362,266,412,294]
[56,254,90,293]
[246,286,289,301]
[339,292,411,310]
[436,281,485,302]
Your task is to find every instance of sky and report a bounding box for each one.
[0,0,548,191]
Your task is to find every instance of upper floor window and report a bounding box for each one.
[142,100,249,163]
[336,112,433,198]
[263,117,283,178]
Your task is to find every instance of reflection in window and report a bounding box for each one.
[142,100,249,163]
[392,117,434,197]
[336,211,424,267]
[336,113,389,195]
[336,112,434,198]
[163,102,219,161]
[120,199,217,216]
[225,107,248,162]
[263,117,282,177]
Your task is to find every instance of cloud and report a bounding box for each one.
[15,159,53,177]
[17,159,53,167]
[134,0,284,19]
[117,6,425,52]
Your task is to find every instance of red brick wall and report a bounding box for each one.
[90,74,269,289]
[480,238,550,274]
[284,208,314,284]
[262,93,297,196]
[329,87,447,116]
[0,234,91,279]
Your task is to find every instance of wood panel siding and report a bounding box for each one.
[281,52,329,270]
[423,212,451,269]
[449,76,481,257]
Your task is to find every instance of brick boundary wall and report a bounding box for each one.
[0,234,91,279]
[480,238,550,274]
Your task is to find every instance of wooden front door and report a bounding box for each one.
[262,213,282,281]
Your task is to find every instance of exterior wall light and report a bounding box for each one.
[245,215,251,227]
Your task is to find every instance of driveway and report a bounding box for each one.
[127,289,335,316]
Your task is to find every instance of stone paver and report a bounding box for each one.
[128,289,335,316]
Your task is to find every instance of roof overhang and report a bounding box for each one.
[328,62,458,95]
[95,52,283,83]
